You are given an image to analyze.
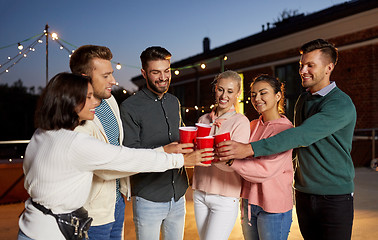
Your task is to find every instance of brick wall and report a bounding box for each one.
[334,44,378,129]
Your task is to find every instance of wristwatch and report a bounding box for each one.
[225,159,234,166]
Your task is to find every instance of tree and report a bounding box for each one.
[0,79,39,140]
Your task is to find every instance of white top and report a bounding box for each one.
[75,95,129,226]
[19,128,183,240]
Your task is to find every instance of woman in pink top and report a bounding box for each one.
[192,70,250,240]
[229,74,293,240]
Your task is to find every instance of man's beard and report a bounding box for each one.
[146,77,170,95]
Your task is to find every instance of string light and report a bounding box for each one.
[0,28,230,80]
[181,99,250,114]
[51,32,58,40]
[0,34,44,76]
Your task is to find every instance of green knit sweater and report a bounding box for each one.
[251,87,356,195]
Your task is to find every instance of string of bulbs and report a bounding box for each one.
[0,27,229,78]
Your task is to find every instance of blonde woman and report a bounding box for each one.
[192,70,250,240]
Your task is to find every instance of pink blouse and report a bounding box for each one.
[192,112,250,198]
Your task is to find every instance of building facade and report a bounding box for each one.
[132,0,378,165]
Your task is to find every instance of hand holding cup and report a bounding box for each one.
[196,136,215,164]
[163,142,194,154]
[183,148,214,167]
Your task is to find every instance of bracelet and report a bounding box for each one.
[225,159,234,166]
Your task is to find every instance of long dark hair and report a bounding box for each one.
[251,74,286,114]
[35,72,91,130]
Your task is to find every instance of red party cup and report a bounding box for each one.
[214,132,231,146]
[196,136,214,164]
[195,123,212,137]
[179,127,197,148]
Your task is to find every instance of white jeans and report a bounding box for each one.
[193,190,239,240]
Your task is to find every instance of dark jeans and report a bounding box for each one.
[295,190,354,240]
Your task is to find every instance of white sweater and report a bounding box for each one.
[19,128,184,240]
[75,95,129,226]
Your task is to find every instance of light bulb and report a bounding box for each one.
[51,32,58,40]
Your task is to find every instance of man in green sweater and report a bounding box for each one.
[218,39,356,240]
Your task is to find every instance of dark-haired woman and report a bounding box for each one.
[17,73,212,240]
[230,75,294,240]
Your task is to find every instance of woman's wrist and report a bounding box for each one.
[225,159,234,166]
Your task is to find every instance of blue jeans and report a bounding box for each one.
[88,196,125,240]
[132,196,186,240]
[17,230,33,240]
[241,199,292,240]
[295,190,354,240]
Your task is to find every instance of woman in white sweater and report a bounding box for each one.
[18,73,212,240]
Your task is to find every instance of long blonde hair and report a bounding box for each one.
[213,70,242,113]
